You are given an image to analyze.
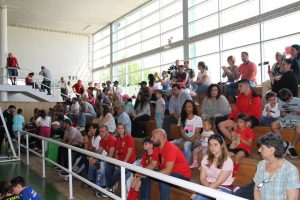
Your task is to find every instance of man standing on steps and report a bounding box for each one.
[6,53,20,85]
[39,66,52,95]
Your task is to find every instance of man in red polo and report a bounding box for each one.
[151,129,191,200]
[6,53,19,85]
[219,79,262,140]
[237,52,257,86]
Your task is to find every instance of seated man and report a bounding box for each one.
[77,98,96,131]
[271,88,300,158]
[25,73,38,89]
[171,65,189,92]
[218,79,261,140]
[151,129,191,200]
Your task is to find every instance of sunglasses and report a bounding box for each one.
[257,178,270,188]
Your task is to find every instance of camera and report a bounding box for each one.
[167,65,178,79]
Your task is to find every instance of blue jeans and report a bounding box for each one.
[171,138,192,164]
[194,83,209,102]
[105,163,131,189]
[78,113,96,127]
[261,116,277,126]
[192,187,232,200]
[87,163,97,183]
[140,177,151,200]
[159,173,188,200]
[156,113,163,129]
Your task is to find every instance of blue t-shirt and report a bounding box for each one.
[117,112,132,134]
[13,114,25,132]
[20,187,43,200]
[278,97,300,120]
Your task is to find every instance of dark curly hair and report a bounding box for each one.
[206,84,221,99]
[180,100,198,128]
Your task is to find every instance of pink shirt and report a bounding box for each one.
[201,155,234,186]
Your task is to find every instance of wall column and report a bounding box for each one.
[0,3,8,101]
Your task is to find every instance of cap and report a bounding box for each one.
[139,81,147,85]
[122,94,131,100]
[51,121,60,126]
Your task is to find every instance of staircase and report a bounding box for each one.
[0,84,62,102]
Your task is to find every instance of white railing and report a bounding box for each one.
[17,131,246,200]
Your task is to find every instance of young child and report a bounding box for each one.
[127,138,160,200]
[228,113,254,177]
[155,90,165,129]
[190,117,214,168]
[11,176,43,200]
[13,109,25,140]
[261,91,280,126]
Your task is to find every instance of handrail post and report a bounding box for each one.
[17,131,21,158]
[42,140,46,178]
[26,133,29,165]
[121,166,126,200]
[68,148,74,200]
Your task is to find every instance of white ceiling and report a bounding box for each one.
[5,0,149,34]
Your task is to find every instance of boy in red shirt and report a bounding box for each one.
[228,113,254,177]
[127,138,160,200]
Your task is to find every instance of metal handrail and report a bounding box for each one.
[19,131,246,200]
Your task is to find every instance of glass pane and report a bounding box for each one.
[141,0,159,17]
[188,0,206,8]
[113,38,125,52]
[161,13,183,33]
[189,36,219,58]
[222,25,260,50]
[189,14,218,37]
[142,24,160,40]
[220,0,259,27]
[113,18,126,32]
[141,11,160,29]
[220,0,245,10]
[188,0,218,22]
[93,68,111,83]
[127,10,141,25]
[263,12,300,41]
[113,64,126,76]
[161,27,183,46]
[160,0,177,8]
[113,49,125,62]
[113,29,126,42]
[126,21,141,36]
[128,60,142,73]
[262,0,298,13]
[142,36,160,52]
[142,53,161,69]
[102,55,110,65]
[143,67,161,84]
[126,32,141,46]
[126,43,141,57]
[161,47,183,65]
[161,0,182,20]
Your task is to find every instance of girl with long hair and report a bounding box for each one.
[99,105,116,134]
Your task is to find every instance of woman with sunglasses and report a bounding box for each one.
[192,134,234,200]
[254,133,300,199]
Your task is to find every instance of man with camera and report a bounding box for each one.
[184,61,195,88]
[171,65,190,92]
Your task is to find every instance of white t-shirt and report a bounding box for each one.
[262,103,280,118]
[155,97,165,114]
[101,113,116,133]
[36,116,51,127]
[197,70,211,85]
[71,102,80,113]
[178,115,203,138]
[201,130,214,147]
[92,135,107,155]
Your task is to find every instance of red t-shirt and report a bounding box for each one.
[160,141,191,179]
[238,61,257,82]
[115,135,136,164]
[141,147,160,167]
[7,57,18,68]
[73,83,83,94]
[228,90,262,122]
[235,127,254,154]
[100,134,116,153]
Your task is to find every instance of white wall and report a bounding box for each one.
[7,26,91,83]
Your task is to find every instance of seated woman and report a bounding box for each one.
[262,52,284,96]
[220,56,238,96]
[131,92,151,138]
[99,105,116,134]
[254,133,300,199]
[272,58,298,97]
[192,134,234,200]
[192,61,211,103]
[154,71,170,92]
[122,94,134,117]
[201,84,231,131]
[172,100,203,164]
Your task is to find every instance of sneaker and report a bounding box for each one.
[56,167,63,172]
[59,171,69,177]
[283,141,290,156]
[288,146,298,158]
[96,191,108,198]
[106,187,114,194]
[190,162,199,168]
[233,186,240,193]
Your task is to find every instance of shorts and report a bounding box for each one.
[8,68,18,77]
[228,147,249,157]
[278,119,300,129]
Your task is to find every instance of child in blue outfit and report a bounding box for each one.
[11,176,43,200]
[13,109,25,139]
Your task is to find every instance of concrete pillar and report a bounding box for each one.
[182,0,189,61]
[0,3,8,101]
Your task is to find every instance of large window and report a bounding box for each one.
[92,26,110,69]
